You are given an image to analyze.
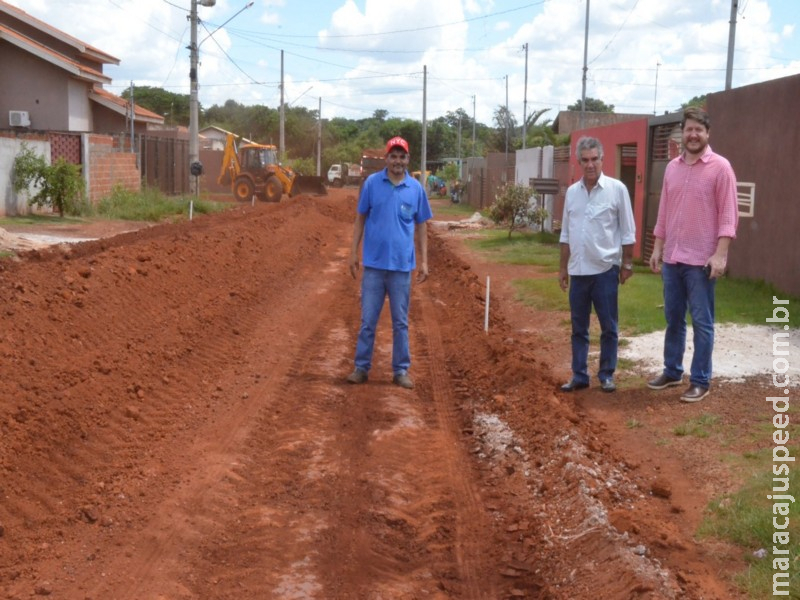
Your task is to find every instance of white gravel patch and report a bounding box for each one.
[620,324,800,386]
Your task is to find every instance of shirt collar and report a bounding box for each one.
[680,144,713,164]
[581,172,606,190]
[382,167,409,186]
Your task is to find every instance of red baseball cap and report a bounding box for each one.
[385,136,409,156]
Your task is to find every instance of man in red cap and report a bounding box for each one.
[346,136,433,389]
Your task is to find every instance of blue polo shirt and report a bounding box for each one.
[358,168,433,272]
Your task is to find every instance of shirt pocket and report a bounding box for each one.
[587,201,615,225]
[399,202,415,222]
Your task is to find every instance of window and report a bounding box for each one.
[737,182,755,218]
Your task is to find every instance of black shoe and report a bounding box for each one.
[600,379,616,393]
[560,379,589,392]
[647,373,683,390]
[680,385,709,402]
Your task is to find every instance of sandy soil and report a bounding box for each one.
[0,188,779,599]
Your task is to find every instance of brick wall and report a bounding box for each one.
[86,134,140,204]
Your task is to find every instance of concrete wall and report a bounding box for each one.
[565,120,649,259]
[0,132,50,216]
[0,132,139,215]
[707,74,800,296]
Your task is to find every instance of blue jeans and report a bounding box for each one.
[661,262,716,388]
[568,266,619,384]
[354,267,411,375]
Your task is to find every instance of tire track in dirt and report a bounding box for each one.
[181,266,504,598]
[75,220,356,599]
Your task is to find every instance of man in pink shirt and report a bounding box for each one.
[647,107,739,402]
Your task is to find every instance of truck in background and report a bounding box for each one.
[360,148,385,182]
[327,163,362,187]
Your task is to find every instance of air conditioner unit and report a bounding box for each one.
[9,110,31,127]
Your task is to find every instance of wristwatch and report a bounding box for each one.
[622,263,633,270]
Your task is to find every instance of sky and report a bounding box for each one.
[8,0,800,127]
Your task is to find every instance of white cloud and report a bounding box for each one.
[3,0,798,124]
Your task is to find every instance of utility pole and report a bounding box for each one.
[522,43,528,150]
[457,114,462,166]
[279,49,285,160]
[190,1,253,193]
[316,97,322,177]
[421,65,427,185]
[580,0,590,130]
[653,61,661,115]
[472,95,476,157]
[129,81,135,153]
[505,74,509,161]
[725,0,739,90]
[188,0,204,194]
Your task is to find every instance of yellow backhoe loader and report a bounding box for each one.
[217,133,326,202]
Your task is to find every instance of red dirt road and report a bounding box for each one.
[0,189,749,599]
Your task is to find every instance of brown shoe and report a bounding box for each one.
[647,373,683,390]
[392,373,414,389]
[680,385,709,403]
[346,369,368,384]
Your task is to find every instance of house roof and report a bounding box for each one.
[0,0,119,66]
[0,0,164,127]
[0,23,111,84]
[90,87,165,124]
[200,126,254,144]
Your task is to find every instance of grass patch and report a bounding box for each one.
[95,186,226,221]
[672,413,720,438]
[0,213,88,227]
[698,465,800,598]
[1,187,227,230]
[458,225,799,332]
[429,198,477,218]
[626,418,644,429]
[715,277,800,326]
[512,264,664,335]
[466,229,561,269]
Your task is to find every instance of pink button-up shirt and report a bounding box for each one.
[654,145,738,266]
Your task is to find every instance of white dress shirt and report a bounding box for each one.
[559,173,637,276]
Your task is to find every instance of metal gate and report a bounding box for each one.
[140,135,189,196]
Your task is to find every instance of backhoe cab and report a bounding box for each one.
[217,133,326,202]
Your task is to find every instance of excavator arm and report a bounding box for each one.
[217,133,240,186]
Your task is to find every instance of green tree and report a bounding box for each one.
[567,97,615,112]
[121,86,190,126]
[488,184,543,238]
[681,94,707,109]
[487,105,517,153]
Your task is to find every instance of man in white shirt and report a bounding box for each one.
[558,137,637,393]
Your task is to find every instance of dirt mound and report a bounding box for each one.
[0,191,743,599]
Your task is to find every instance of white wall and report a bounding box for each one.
[515,145,557,232]
[0,138,50,216]
[68,79,92,132]
[515,147,541,185]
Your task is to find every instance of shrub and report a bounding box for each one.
[12,144,88,217]
[487,183,549,238]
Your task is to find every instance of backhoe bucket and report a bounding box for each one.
[290,175,328,197]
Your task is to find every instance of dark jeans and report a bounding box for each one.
[568,266,619,384]
[661,262,716,388]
